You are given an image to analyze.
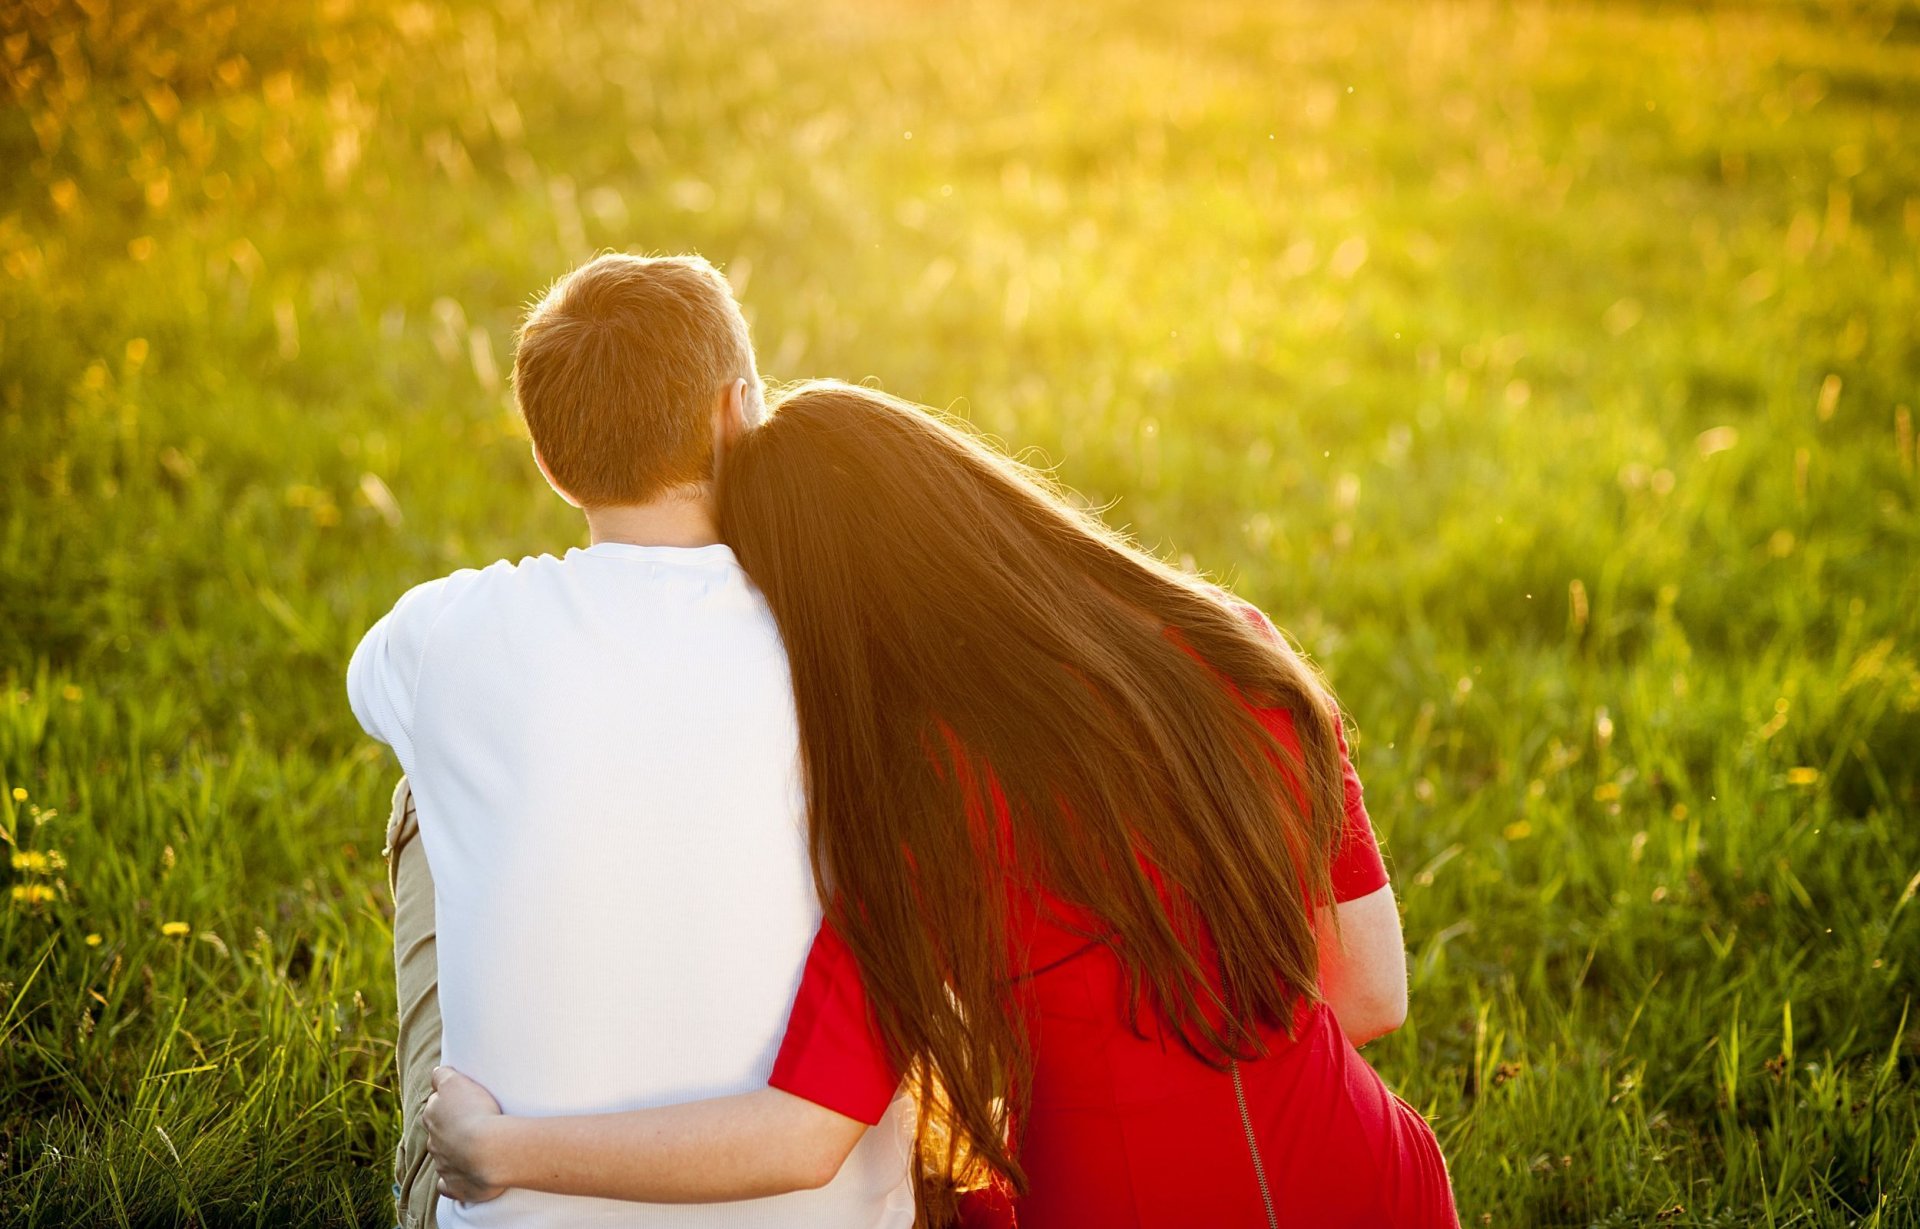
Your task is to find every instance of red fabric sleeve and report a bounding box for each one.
[1230,597,1389,903]
[1327,719,1389,902]
[768,919,903,1126]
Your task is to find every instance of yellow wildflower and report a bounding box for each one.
[1503,821,1533,841]
[85,933,103,946]
[161,921,190,937]
[10,884,54,905]
[1786,767,1820,786]
[1593,783,1622,802]
[61,685,82,702]
[10,850,48,873]
[10,787,24,802]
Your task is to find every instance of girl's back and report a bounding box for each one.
[776,695,1458,1228]
[1012,896,1453,1228]
[994,699,1457,1228]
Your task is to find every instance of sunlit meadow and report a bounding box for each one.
[3,0,1919,1225]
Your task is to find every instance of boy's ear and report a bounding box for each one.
[531,444,582,508]
[713,378,751,476]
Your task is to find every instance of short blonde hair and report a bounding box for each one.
[512,253,758,505]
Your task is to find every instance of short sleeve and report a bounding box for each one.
[346,572,472,767]
[1327,720,1388,902]
[768,920,902,1126]
[1229,596,1388,904]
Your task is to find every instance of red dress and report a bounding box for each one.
[769,611,1460,1229]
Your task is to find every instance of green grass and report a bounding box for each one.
[3,0,1918,1224]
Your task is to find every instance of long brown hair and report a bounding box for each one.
[717,381,1346,1214]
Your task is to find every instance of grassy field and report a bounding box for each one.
[3,0,1919,1224]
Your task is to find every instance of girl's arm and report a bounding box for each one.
[425,1067,870,1204]
[1314,884,1408,1046]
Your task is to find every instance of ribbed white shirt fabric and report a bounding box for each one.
[348,541,914,1229]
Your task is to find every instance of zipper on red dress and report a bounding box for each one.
[1231,1060,1280,1229]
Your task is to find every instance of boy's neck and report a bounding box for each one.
[584,488,722,549]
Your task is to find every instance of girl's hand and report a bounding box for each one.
[424,1066,510,1204]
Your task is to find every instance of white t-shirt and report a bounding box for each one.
[348,541,914,1229]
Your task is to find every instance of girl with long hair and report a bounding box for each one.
[423,382,1459,1228]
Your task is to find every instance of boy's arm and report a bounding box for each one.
[346,572,474,765]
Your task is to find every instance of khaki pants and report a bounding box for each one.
[385,778,441,1229]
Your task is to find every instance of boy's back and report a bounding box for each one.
[350,541,913,1229]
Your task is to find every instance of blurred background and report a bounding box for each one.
[2,0,1917,1224]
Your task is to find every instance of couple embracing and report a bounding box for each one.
[347,253,1460,1229]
